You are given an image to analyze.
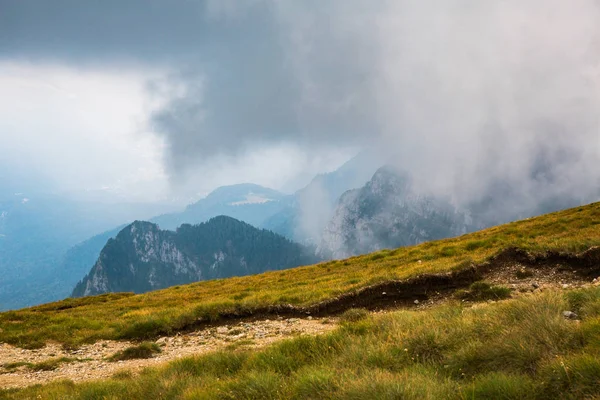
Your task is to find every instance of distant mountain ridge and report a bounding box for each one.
[151,184,290,231]
[72,216,318,297]
[318,166,475,259]
[62,156,379,299]
[263,151,381,244]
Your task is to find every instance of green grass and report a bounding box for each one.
[1,357,80,373]
[455,281,513,301]
[339,308,370,323]
[4,287,600,399]
[108,342,162,362]
[2,202,600,349]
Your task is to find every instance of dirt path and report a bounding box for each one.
[0,317,337,389]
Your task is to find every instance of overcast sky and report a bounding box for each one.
[1,1,599,207]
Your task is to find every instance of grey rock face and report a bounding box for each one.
[318,166,475,259]
[72,216,318,297]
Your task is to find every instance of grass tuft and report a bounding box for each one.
[455,281,512,301]
[340,308,370,323]
[108,342,161,362]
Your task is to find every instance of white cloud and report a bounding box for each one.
[0,62,168,201]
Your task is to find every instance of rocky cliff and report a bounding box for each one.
[318,167,475,258]
[72,216,317,297]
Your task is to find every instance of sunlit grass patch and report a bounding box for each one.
[4,287,600,399]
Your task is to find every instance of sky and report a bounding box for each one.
[1,0,600,209]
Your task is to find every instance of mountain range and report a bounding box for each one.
[3,150,596,308]
[72,216,317,297]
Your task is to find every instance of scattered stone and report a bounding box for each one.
[413,300,420,305]
[563,311,579,320]
[307,316,313,320]
[532,282,540,289]
[216,327,229,334]
[382,292,387,295]
[562,284,570,289]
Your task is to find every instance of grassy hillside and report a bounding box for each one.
[2,202,600,350]
[3,287,600,399]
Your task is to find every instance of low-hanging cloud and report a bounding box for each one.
[2,0,600,215]
[151,0,600,212]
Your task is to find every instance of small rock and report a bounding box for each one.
[418,260,422,264]
[562,284,570,289]
[216,327,229,334]
[563,311,579,320]
[414,300,420,305]
[382,292,387,295]
[307,316,313,320]
[532,282,540,289]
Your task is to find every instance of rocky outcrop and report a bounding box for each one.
[72,216,317,297]
[318,167,475,259]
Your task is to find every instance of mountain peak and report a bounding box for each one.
[72,216,318,297]
[318,168,473,259]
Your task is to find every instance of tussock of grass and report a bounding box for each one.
[7,288,600,399]
[29,357,80,372]
[2,202,600,350]
[339,308,370,323]
[108,342,161,362]
[455,281,512,301]
[1,362,31,373]
[2,358,80,373]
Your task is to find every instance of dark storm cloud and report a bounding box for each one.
[3,0,600,215]
[0,0,377,172]
[0,0,208,63]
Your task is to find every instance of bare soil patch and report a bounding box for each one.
[0,317,336,389]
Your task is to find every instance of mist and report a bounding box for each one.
[2,0,599,218]
[153,0,600,219]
